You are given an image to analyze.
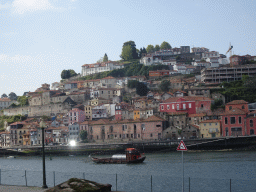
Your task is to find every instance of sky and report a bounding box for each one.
[0,0,256,96]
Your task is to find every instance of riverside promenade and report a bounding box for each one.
[0,185,48,191]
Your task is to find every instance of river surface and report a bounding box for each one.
[0,151,256,192]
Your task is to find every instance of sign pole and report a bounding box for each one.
[177,140,187,192]
[182,150,184,192]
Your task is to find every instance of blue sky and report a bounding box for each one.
[0,0,256,96]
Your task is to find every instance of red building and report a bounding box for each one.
[246,110,256,135]
[160,96,212,115]
[225,100,248,113]
[221,108,247,136]
[229,55,246,66]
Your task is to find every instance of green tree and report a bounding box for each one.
[1,93,7,98]
[17,96,29,106]
[61,70,71,79]
[127,80,139,88]
[69,69,77,77]
[136,82,149,96]
[159,80,171,92]
[8,92,18,100]
[121,45,133,61]
[160,41,172,50]
[155,44,160,51]
[121,41,138,60]
[61,69,77,79]
[79,130,88,141]
[103,53,108,62]
[146,44,155,53]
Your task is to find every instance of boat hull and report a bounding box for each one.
[91,156,146,164]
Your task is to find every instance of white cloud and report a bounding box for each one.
[12,0,54,14]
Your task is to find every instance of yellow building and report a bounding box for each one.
[199,120,221,138]
[133,110,140,120]
[84,105,92,120]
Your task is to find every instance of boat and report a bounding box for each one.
[91,148,146,164]
[7,156,16,159]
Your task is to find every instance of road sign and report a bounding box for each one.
[177,140,187,151]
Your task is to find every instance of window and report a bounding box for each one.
[209,123,212,126]
[161,105,164,110]
[242,105,245,109]
[239,117,242,124]
[167,105,170,110]
[250,120,253,127]
[177,104,179,110]
[183,104,186,109]
[156,124,161,127]
[150,133,153,137]
[201,104,204,108]
[204,124,206,126]
[229,106,232,110]
[230,117,236,124]
[172,104,174,109]
[225,117,228,124]
[189,103,191,108]
[141,124,145,131]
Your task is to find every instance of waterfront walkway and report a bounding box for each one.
[0,185,48,192]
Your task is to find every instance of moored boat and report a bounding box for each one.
[91,148,146,164]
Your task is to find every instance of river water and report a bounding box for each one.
[0,151,256,192]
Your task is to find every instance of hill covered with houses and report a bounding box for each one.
[1,42,256,148]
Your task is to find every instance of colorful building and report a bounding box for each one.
[199,120,221,138]
[221,108,247,136]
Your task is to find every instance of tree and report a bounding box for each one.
[61,69,77,79]
[136,82,149,96]
[103,53,108,62]
[97,57,103,63]
[69,69,77,77]
[138,47,147,58]
[159,80,171,92]
[79,130,88,141]
[146,44,155,53]
[120,41,138,60]
[160,41,172,50]
[127,80,139,88]
[155,44,160,51]
[61,70,71,79]
[8,92,17,100]
[17,96,29,106]
[121,45,133,61]
[1,93,7,98]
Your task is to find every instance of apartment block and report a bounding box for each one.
[201,64,256,84]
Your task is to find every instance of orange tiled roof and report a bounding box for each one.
[221,108,247,115]
[200,119,220,123]
[188,113,207,117]
[226,100,248,105]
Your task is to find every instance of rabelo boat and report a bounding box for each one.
[91,148,146,164]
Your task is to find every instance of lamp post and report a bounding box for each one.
[39,118,48,189]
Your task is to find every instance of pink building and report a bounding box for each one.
[160,96,212,114]
[221,108,247,136]
[82,115,166,142]
[68,108,85,125]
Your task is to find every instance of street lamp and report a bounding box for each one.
[39,118,48,189]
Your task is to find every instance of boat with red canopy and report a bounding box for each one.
[91,148,146,164]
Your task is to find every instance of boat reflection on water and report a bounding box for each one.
[91,148,146,164]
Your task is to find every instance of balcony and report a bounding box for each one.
[209,129,219,133]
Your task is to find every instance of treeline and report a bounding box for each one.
[219,75,256,103]
[79,62,169,81]
[0,115,27,131]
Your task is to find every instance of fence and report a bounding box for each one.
[0,169,255,192]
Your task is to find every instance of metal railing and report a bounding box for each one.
[0,169,255,192]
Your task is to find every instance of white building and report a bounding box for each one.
[0,98,15,110]
[201,51,220,59]
[81,61,124,77]
[206,57,220,68]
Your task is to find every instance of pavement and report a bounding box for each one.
[0,185,48,192]
[0,185,125,192]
